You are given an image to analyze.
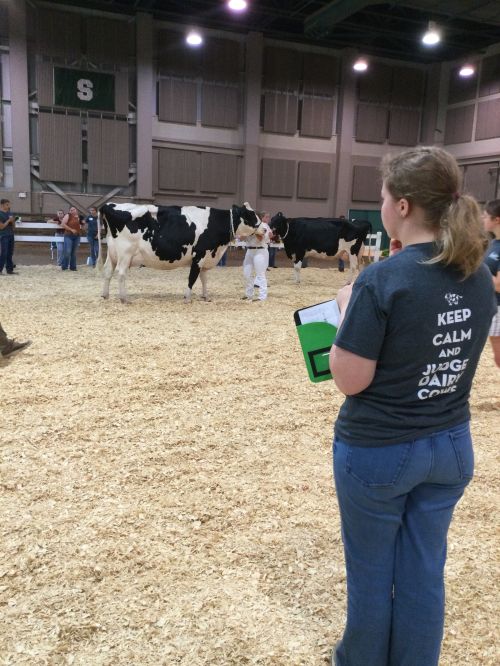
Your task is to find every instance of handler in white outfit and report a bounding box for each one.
[242,212,271,301]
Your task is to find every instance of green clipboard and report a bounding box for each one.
[294,299,340,383]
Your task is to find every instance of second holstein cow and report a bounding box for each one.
[269,213,372,283]
[98,202,264,302]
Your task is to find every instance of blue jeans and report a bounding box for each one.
[0,234,15,273]
[88,237,99,266]
[268,245,276,267]
[61,235,80,270]
[333,422,473,666]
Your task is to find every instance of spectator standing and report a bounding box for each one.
[0,198,18,275]
[61,206,83,271]
[217,248,228,267]
[329,146,495,666]
[48,209,65,266]
[85,206,100,267]
[483,199,500,367]
[241,213,271,301]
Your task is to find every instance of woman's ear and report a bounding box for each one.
[398,197,410,218]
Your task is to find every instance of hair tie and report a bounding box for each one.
[452,192,460,202]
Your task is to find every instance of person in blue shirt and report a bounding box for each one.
[85,206,100,267]
[482,199,500,367]
[329,146,495,666]
[0,198,18,275]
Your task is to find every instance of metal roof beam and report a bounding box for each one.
[305,0,375,37]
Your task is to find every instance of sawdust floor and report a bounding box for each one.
[1,263,498,665]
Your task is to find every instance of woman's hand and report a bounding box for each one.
[336,283,353,312]
[336,283,353,328]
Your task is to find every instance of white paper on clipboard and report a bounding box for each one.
[295,299,341,327]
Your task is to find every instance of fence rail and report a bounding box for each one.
[13,222,382,261]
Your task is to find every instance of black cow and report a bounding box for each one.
[98,202,264,302]
[269,212,372,283]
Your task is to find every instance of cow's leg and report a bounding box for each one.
[346,253,359,285]
[199,269,210,301]
[101,251,116,299]
[185,261,200,302]
[293,254,305,284]
[116,253,134,303]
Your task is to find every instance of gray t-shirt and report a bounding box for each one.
[334,242,496,446]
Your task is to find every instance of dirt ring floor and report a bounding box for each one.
[1,263,498,665]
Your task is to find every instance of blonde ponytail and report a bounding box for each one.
[426,194,487,278]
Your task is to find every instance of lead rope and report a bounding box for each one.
[281,222,289,240]
[229,209,236,242]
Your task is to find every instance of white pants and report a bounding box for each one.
[243,248,269,300]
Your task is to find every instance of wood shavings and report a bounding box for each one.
[0,264,498,665]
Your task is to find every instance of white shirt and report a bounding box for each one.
[242,222,271,248]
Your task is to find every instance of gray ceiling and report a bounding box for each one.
[43,0,500,64]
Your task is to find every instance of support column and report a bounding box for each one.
[8,0,31,205]
[136,12,154,201]
[334,50,357,217]
[242,32,263,207]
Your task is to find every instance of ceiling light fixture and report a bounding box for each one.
[459,64,475,77]
[353,57,368,72]
[422,21,441,46]
[186,29,203,47]
[227,0,248,11]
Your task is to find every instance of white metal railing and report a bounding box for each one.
[14,221,99,244]
[13,222,382,261]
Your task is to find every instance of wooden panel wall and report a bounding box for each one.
[297,162,330,199]
[200,153,238,193]
[463,162,499,202]
[389,108,421,145]
[355,63,425,146]
[87,118,129,186]
[356,104,388,143]
[263,93,298,134]
[444,106,475,144]
[261,158,295,197]
[85,16,135,64]
[158,79,197,124]
[479,54,500,97]
[300,97,334,138]
[158,148,198,191]
[38,113,82,182]
[352,165,381,202]
[262,48,338,138]
[475,99,500,140]
[263,47,301,92]
[156,149,240,195]
[302,53,338,95]
[36,10,81,60]
[201,84,239,128]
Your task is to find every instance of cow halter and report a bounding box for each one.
[281,222,289,239]
[229,209,236,240]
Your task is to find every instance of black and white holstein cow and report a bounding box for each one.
[98,202,264,302]
[269,213,372,284]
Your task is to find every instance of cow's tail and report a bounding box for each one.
[96,209,105,274]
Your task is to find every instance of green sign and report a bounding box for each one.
[54,67,115,112]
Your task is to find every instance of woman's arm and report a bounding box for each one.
[330,345,377,395]
[329,283,377,395]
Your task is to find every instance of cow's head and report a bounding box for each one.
[269,212,287,241]
[232,202,264,238]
